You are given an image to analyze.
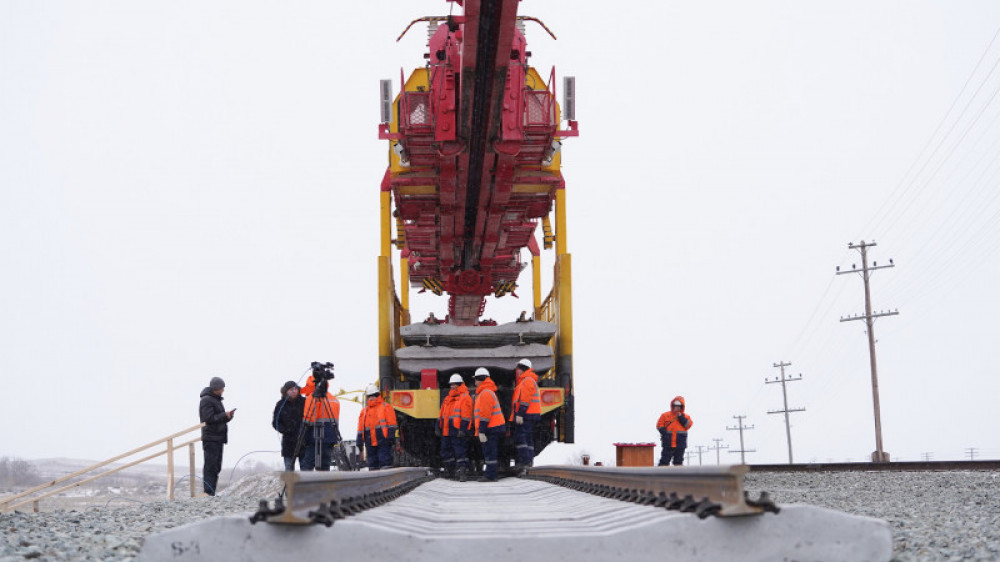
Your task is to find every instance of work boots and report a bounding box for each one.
[456,466,468,482]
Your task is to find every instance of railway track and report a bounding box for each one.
[250,465,776,526]
[139,465,892,561]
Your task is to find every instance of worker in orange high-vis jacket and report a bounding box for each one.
[510,358,541,472]
[656,396,693,466]
[356,385,398,470]
[300,387,341,471]
[437,373,474,481]
[472,368,506,482]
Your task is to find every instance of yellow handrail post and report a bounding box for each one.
[379,188,395,390]
[555,187,568,255]
[167,437,175,501]
[532,254,542,318]
[400,256,410,311]
[189,443,196,498]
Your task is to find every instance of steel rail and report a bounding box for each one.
[524,465,777,519]
[749,460,1000,473]
[253,468,433,526]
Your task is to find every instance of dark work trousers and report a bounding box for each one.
[440,435,456,473]
[482,429,501,481]
[283,454,304,472]
[441,434,469,471]
[301,441,332,471]
[659,433,688,466]
[202,441,224,495]
[366,440,393,470]
[513,420,536,467]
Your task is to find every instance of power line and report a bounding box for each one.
[766,361,805,464]
[837,241,898,463]
[863,24,1000,240]
[966,447,979,460]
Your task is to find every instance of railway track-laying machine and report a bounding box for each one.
[376,0,579,467]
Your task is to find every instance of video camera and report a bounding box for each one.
[311,361,335,382]
[309,361,335,398]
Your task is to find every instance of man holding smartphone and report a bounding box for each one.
[199,376,235,495]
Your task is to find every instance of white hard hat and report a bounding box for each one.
[365,384,380,396]
[449,374,464,385]
[517,358,532,370]
[474,367,490,379]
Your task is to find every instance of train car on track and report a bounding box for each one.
[375,0,579,468]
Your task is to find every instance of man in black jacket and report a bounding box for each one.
[272,381,305,471]
[199,377,235,496]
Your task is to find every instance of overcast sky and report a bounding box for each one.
[2,1,999,474]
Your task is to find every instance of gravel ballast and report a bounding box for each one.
[2,471,997,561]
[744,470,1000,561]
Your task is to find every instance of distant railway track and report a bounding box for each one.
[748,460,1000,472]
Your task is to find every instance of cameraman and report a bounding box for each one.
[300,374,341,471]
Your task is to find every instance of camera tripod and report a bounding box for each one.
[291,377,353,471]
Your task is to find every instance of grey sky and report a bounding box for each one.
[2,1,999,469]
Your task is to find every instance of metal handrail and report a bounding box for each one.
[1,422,205,512]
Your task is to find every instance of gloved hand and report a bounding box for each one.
[677,414,688,426]
[515,415,523,425]
[478,433,487,444]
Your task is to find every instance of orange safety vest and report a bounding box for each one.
[357,396,398,446]
[438,393,455,435]
[656,395,693,447]
[473,378,506,434]
[303,395,340,424]
[511,369,542,420]
[444,384,473,435]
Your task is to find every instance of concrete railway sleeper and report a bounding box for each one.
[525,465,778,519]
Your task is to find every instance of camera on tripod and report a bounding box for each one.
[309,362,335,397]
[311,361,335,381]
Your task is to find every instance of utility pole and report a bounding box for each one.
[837,240,898,463]
[726,415,756,464]
[766,361,805,464]
[921,452,933,462]
[695,445,705,466]
[966,447,979,460]
[709,438,728,465]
